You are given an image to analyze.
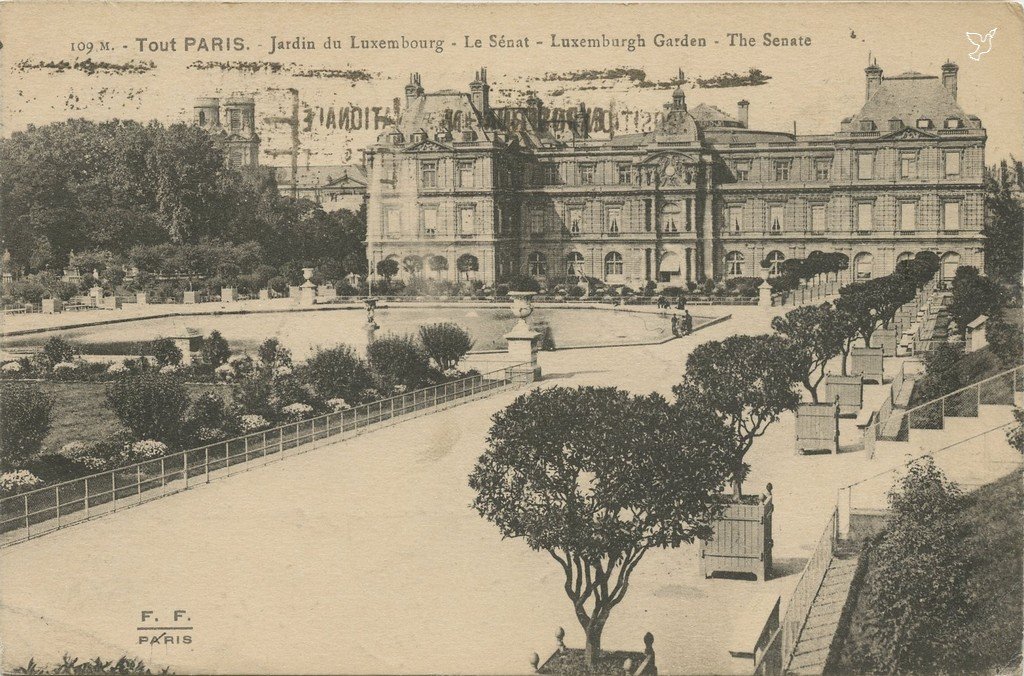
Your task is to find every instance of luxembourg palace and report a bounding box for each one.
[364,62,985,287]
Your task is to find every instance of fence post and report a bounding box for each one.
[263,431,268,463]
[391,397,395,420]
[24,494,29,538]
[977,381,981,410]
[183,451,189,489]
[136,465,141,499]
[56,485,61,528]
[205,447,210,484]
[244,436,249,464]
[112,470,117,512]
[85,477,90,519]
[161,457,166,491]
[279,427,285,454]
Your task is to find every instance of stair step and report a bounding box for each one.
[801,621,841,641]
[793,635,834,655]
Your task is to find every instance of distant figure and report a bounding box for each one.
[762,482,774,507]
[683,309,693,335]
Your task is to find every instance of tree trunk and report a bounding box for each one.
[841,349,850,376]
[732,477,743,499]
[584,615,607,668]
[805,378,819,403]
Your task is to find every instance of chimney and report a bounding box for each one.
[737,100,749,128]
[941,61,959,100]
[865,59,883,102]
[470,67,490,113]
[404,73,423,109]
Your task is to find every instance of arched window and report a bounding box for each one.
[765,250,786,277]
[604,252,624,278]
[854,252,874,280]
[402,255,424,277]
[427,255,448,273]
[725,251,745,277]
[528,252,547,277]
[940,252,961,283]
[566,252,585,277]
[658,251,681,283]
[662,203,681,233]
[456,254,479,280]
[896,252,915,265]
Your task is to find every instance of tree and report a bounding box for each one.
[672,334,800,497]
[150,338,183,367]
[771,303,846,402]
[106,373,191,447]
[983,159,1024,291]
[949,266,1003,333]
[41,336,76,365]
[201,330,231,368]
[836,282,884,345]
[402,255,424,279]
[376,258,399,284]
[985,316,1023,369]
[418,323,474,370]
[256,337,292,369]
[469,386,733,667]
[456,255,479,281]
[0,383,54,470]
[858,457,969,672]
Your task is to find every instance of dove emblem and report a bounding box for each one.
[966,28,997,60]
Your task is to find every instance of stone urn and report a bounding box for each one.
[505,292,541,382]
[299,267,317,305]
[509,291,536,328]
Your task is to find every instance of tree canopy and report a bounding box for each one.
[672,334,800,496]
[469,386,733,666]
[772,303,847,402]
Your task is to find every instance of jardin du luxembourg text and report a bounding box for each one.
[63,31,813,56]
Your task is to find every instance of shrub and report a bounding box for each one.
[418,323,474,370]
[41,336,77,365]
[121,440,169,463]
[367,334,437,391]
[59,441,109,471]
[239,414,270,433]
[985,316,1022,369]
[106,374,190,446]
[0,382,54,470]
[302,345,373,403]
[201,330,231,367]
[257,338,292,369]
[184,392,234,443]
[0,469,43,493]
[507,274,541,293]
[150,338,183,367]
[853,457,969,672]
[567,286,585,299]
[51,361,80,381]
[281,402,314,420]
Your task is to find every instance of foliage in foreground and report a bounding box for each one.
[11,654,171,674]
[844,457,970,673]
[0,382,55,470]
[469,386,734,667]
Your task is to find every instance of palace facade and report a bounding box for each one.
[366,62,986,287]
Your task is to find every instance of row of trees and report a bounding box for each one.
[0,119,367,292]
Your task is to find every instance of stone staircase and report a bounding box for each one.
[786,556,860,674]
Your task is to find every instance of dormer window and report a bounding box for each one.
[388,131,404,145]
[916,118,933,129]
[859,120,876,132]
[461,130,477,142]
[411,132,427,143]
[945,117,963,129]
[888,119,903,131]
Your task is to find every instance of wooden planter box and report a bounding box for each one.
[850,346,884,384]
[220,287,238,302]
[699,500,773,581]
[825,374,864,417]
[183,291,199,304]
[795,401,839,454]
[872,327,898,357]
[41,298,63,314]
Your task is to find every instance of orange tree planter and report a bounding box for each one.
[699,494,773,581]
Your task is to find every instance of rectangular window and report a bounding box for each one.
[229,109,241,132]
[773,161,791,182]
[457,161,475,188]
[530,209,544,234]
[900,154,917,178]
[421,208,438,236]
[811,205,827,233]
[900,202,916,231]
[943,201,960,230]
[644,200,653,231]
[385,208,401,237]
[734,161,750,181]
[814,160,831,181]
[459,206,476,234]
[542,163,559,185]
[858,153,874,180]
[728,206,743,233]
[857,202,873,231]
[769,205,784,232]
[579,163,596,185]
[617,164,632,185]
[944,151,961,177]
[420,161,437,188]
[606,207,621,234]
[568,207,583,235]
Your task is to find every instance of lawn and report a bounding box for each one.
[37,381,229,455]
[830,468,1023,673]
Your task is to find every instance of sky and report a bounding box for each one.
[1,2,1022,165]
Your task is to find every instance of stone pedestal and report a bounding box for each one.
[505,322,541,383]
[758,280,773,308]
[42,298,63,314]
[89,285,103,307]
[288,285,301,301]
[220,287,238,303]
[100,296,121,310]
[299,282,317,306]
[183,291,199,304]
[169,326,203,366]
[136,292,148,305]
[258,289,271,301]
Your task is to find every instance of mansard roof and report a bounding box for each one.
[690,103,742,128]
[846,72,971,130]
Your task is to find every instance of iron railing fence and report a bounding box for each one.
[0,363,527,548]
[779,508,839,672]
[864,365,1022,458]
